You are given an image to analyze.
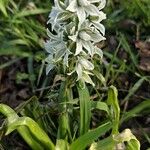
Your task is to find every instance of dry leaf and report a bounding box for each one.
[135,40,150,71]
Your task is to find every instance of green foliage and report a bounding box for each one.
[0,104,55,150]
[0,0,51,57]
[0,85,141,150]
[107,86,120,134]
[1,0,149,149]
[121,0,150,26]
[70,122,111,150]
[0,0,8,16]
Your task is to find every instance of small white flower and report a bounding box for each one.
[66,0,101,26]
[68,56,95,86]
[69,25,105,56]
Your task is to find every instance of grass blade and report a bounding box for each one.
[0,0,8,16]
[14,9,50,18]
[122,77,145,104]
[119,33,138,67]
[121,100,150,123]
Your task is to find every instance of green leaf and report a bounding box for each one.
[0,0,8,16]
[14,9,50,18]
[57,82,72,141]
[6,117,55,150]
[126,139,140,150]
[70,122,111,150]
[107,86,120,134]
[78,83,91,136]
[0,104,43,150]
[0,104,55,150]
[91,101,109,114]
[89,136,114,150]
[55,140,69,150]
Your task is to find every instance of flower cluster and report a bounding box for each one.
[45,0,106,86]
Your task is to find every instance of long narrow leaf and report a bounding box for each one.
[0,0,8,16]
[57,82,71,141]
[107,86,120,134]
[70,122,111,150]
[78,83,91,136]
[14,9,50,18]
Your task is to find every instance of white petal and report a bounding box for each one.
[46,64,55,75]
[79,31,91,41]
[94,46,103,58]
[77,7,86,26]
[45,54,53,62]
[90,31,106,43]
[63,50,71,67]
[47,29,58,40]
[75,40,83,55]
[55,0,66,10]
[76,63,83,80]
[66,0,78,12]
[78,0,90,6]
[55,48,66,62]
[79,58,94,70]
[93,22,105,35]
[88,0,101,3]
[67,69,75,75]
[82,41,93,56]
[82,72,95,86]
[68,33,78,42]
[98,0,106,10]
[44,41,53,53]
[85,4,100,16]
[98,11,106,22]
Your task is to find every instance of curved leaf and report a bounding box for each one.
[0,104,55,150]
[70,122,111,150]
[6,117,55,150]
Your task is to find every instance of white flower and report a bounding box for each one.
[68,57,95,86]
[45,0,107,86]
[66,0,100,26]
[69,26,105,56]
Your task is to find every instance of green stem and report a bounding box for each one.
[57,81,72,142]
